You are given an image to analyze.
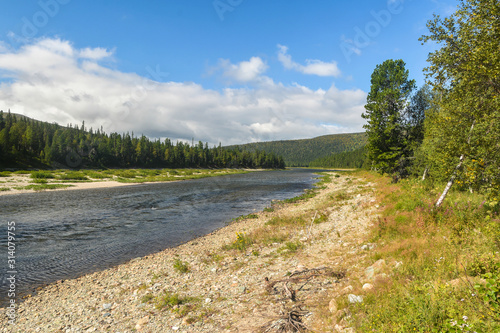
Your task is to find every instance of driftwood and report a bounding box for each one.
[261,307,310,333]
[265,266,345,301]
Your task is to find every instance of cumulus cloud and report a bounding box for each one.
[79,47,114,60]
[277,44,341,77]
[0,38,366,145]
[217,56,269,83]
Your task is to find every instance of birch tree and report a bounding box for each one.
[421,0,500,205]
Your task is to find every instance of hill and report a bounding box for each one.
[227,132,367,167]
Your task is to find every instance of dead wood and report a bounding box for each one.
[261,307,310,333]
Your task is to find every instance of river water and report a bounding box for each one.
[0,169,323,303]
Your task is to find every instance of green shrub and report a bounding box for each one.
[173,259,189,274]
[223,232,253,251]
[59,172,89,180]
[31,171,55,179]
[155,291,184,309]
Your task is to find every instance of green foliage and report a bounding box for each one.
[223,232,253,251]
[232,213,259,222]
[228,132,367,167]
[173,259,190,274]
[362,59,425,179]
[278,241,303,254]
[154,290,186,309]
[58,172,89,180]
[309,146,368,169]
[474,267,500,319]
[420,0,500,200]
[30,171,55,179]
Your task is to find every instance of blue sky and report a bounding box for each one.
[0,0,457,145]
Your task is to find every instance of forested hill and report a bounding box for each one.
[227,132,367,167]
[0,111,285,169]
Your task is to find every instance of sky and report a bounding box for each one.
[0,0,457,146]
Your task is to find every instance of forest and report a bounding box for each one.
[309,146,367,169]
[229,132,366,167]
[0,112,285,170]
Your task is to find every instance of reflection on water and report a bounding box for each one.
[0,169,322,303]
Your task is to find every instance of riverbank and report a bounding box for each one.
[0,169,252,196]
[1,171,381,332]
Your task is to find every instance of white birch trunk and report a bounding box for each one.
[422,167,428,181]
[435,121,475,208]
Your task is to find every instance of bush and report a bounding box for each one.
[223,232,253,251]
[59,172,89,180]
[31,171,55,179]
[173,259,189,274]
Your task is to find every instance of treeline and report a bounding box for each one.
[0,112,285,169]
[229,132,367,167]
[362,0,499,203]
[309,146,367,169]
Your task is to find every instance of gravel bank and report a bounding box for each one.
[1,172,379,332]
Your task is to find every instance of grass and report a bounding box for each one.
[30,171,55,179]
[222,232,254,251]
[345,172,500,332]
[277,241,303,254]
[173,259,190,274]
[21,184,73,191]
[0,171,11,177]
[231,213,259,223]
[58,171,89,180]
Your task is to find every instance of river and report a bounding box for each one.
[0,168,323,304]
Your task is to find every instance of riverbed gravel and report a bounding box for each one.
[1,172,379,332]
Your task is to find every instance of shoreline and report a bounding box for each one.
[0,168,262,197]
[1,171,380,332]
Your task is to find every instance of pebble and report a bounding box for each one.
[329,298,338,314]
[362,283,374,291]
[348,294,363,303]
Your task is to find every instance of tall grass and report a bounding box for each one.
[348,173,500,332]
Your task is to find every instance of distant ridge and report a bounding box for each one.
[227,132,367,167]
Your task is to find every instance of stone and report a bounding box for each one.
[328,299,338,314]
[135,316,149,331]
[239,286,247,294]
[348,294,363,303]
[365,259,386,279]
[364,266,375,280]
[102,303,112,310]
[340,285,353,294]
[362,283,374,291]
[205,298,212,303]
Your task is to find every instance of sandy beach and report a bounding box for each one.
[1,172,386,332]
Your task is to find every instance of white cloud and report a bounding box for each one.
[215,56,269,83]
[79,47,114,60]
[277,44,341,77]
[0,38,366,145]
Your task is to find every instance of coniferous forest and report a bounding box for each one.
[0,112,285,169]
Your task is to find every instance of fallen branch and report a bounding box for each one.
[265,266,345,301]
[261,307,310,333]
